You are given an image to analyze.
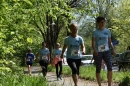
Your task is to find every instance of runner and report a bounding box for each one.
[36,42,50,77]
[52,43,63,80]
[92,16,116,86]
[61,23,85,86]
[25,49,35,75]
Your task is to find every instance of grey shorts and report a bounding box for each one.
[94,50,112,73]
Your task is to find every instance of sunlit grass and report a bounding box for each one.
[48,64,130,84]
[0,72,48,86]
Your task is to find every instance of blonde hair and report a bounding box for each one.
[56,43,60,46]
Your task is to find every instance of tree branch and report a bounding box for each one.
[33,16,45,40]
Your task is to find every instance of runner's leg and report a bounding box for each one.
[58,61,62,80]
[94,52,103,86]
[75,59,81,75]
[28,65,31,74]
[44,60,48,76]
[67,59,79,86]
[55,62,59,78]
[29,63,32,75]
[103,51,112,86]
[39,60,46,76]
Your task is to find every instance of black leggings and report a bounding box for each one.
[55,61,62,78]
[94,51,112,73]
[39,60,48,76]
[67,59,81,75]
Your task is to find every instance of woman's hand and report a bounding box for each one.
[48,59,50,64]
[62,59,65,64]
[93,51,98,56]
[112,50,116,56]
[82,51,85,55]
[60,54,64,59]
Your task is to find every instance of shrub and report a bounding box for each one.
[119,75,130,86]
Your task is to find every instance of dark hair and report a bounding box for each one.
[96,16,105,22]
[69,23,78,30]
[28,48,32,52]
[42,41,46,44]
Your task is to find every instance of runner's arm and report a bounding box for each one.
[81,43,85,54]
[92,37,96,52]
[61,44,67,59]
[108,37,116,56]
[47,53,50,63]
[92,37,98,56]
[36,52,40,61]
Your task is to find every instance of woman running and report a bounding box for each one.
[61,23,85,86]
[36,42,50,77]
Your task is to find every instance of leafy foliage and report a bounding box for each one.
[110,0,130,52]
[0,59,22,76]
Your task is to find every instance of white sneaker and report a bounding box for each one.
[57,77,60,81]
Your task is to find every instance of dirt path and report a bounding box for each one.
[24,66,119,86]
[46,72,118,86]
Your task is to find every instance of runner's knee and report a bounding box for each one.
[72,67,78,74]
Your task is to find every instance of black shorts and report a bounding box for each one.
[26,62,33,66]
[39,59,48,66]
[67,59,81,75]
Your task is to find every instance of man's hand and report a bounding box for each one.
[33,58,36,62]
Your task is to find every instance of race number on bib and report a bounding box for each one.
[27,59,30,61]
[42,55,47,59]
[98,44,109,52]
[71,49,79,56]
[55,55,60,58]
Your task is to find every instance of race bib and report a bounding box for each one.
[27,59,30,61]
[55,55,60,58]
[42,55,47,60]
[71,49,79,56]
[28,56,31,58]
[98,44,109,52]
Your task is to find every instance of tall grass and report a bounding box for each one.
[0,72,48,86]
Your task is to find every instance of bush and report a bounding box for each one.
[0,59,49,86]
[119,75,130,86]
[0,59,23,74]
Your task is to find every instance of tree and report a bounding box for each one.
[110,0,130,52]
[0,0,82,63]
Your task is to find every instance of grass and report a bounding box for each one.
[1,62,129,86]
[0,72,48,86]
[48,64,130,84]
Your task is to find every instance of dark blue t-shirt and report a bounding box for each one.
[26,53,35,63]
